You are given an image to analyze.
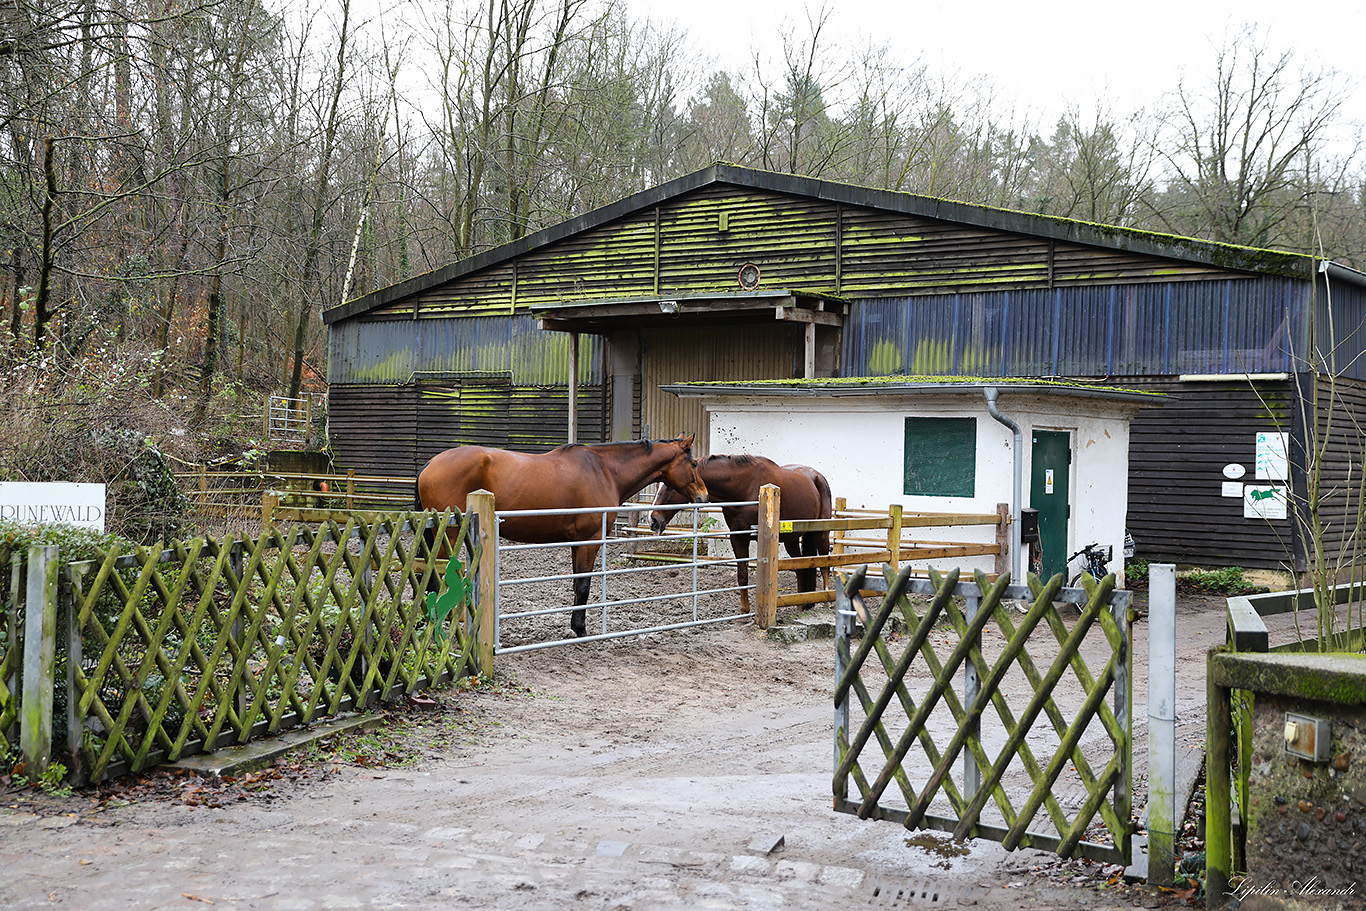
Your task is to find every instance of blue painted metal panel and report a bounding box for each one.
[328,314,602,386]
[844,277,1310,379]
[1317,277,1366,381]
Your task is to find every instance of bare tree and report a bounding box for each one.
[1151,26,1355,249]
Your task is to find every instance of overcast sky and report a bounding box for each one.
[624,0,1365,147]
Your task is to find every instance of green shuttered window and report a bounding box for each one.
[904,417,976,497]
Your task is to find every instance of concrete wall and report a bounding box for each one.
[700,390,1139,581]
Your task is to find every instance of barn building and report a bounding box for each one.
[322,163,1366,576]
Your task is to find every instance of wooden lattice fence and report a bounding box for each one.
[834,563,1134,864]
[2,510,479,784]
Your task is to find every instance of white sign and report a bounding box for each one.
[1222,481,1244,498]
[0,482,106,531]
[1244,484,1287,521]
[1222,463,1246,480]
[1255,431,1289,481]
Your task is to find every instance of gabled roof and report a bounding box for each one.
[325,163,1336,326]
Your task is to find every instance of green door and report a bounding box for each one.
[1030,431,1071,581]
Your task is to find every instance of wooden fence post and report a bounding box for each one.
[832,496,847,556]
[346,469,356,510]
[755,483,780,629]
[1205,651,1232,906]
[993,503,1010,576]
[20,545,59,775]
[468,489,497,676]
[261,490,278,529]
[886,504,903,568]
[64,564,86,786]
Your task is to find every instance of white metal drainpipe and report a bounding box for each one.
[984,387,1023,580]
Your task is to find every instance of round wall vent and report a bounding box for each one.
[738,262,761,290]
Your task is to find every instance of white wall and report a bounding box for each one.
[701,390,1142,584]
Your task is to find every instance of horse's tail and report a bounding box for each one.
[810,469,834,590]
[812,469,833,522]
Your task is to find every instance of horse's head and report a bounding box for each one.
[657,433,708,506]
[649,483,688,534]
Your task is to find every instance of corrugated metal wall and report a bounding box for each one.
[1123,377,1300,570]
[640,324,801,452]
[328,314,601,386]
[844,277,1309,378]
[1316,276,1366,381]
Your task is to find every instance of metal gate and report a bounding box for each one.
[489,502,755,654]
[833,564,1133,864]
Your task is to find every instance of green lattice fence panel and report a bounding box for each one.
[834,564,1134,864]
[64,510,477,782]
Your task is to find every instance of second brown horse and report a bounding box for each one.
[417,434,708,638]
[649,454,833,613]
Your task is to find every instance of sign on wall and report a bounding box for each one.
[1244,484,1287,521]
[1255,431,1288,481]
[0,482,107,531]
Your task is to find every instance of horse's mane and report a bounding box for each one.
[556,438,693,456]
[704,453,770,467]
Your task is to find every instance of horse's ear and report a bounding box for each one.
[678,433,695,449]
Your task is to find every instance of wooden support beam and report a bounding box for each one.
[775,306,843,326]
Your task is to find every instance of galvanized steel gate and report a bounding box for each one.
[834,564,1133,864]
[489,502,754,654]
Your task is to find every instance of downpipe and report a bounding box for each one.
[984,387,1023,580]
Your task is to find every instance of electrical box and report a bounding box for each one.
[1284,712,1332,762]
[1020,508,1040,545]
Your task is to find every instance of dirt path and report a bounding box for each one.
[0,588,1221,910]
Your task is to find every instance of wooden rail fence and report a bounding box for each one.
[753,485,1009,627]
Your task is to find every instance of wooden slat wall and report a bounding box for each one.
[1122,377,1301,570]
[329,382,606,479]
[329,385,421,479]
[357,184,1252,321]
[1308,374,1366,571]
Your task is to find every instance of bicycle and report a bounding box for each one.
[1067,542,1113,587]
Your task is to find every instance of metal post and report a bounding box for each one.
[20,545,59,774]
[755,484,781,629]
[963,591,981,800]
[568,332,579,444]
[691,506,701,621]
[599,510,609,637]
[1147,563,1177,886]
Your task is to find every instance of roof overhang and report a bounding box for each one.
[532,289,847,333]
[661,378,1167,409]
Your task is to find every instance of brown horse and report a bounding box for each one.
[649,454,832,613]
[417,435,707,638]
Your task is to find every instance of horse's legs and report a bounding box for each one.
[802,531,832,591]
[732,531,752,614]
[784,535,818,592]
[570,543,601,638]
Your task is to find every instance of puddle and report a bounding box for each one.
[904,832,972,869]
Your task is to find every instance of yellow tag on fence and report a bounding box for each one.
[778,521,794,533]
